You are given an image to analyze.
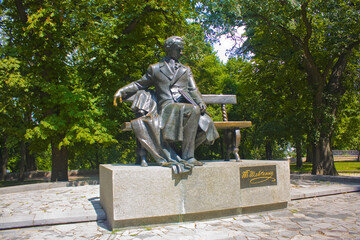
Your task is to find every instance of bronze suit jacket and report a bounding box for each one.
[120,59,204,111]
[118,59,219,144]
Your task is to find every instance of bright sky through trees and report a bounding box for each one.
[213,27,245,63]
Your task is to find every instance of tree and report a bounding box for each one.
[1,0,198,180]
[223,57,306,161]
[332,50,360,161]
[197,0,360,175]
[333,93,360,160]
[2,0,120,181]
[0,56,31,180]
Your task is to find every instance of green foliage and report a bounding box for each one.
[1,0,357,175]
[333,87,360,151]
[197,0,360,173]
[0,57,29,134]
[219,57,293,159]
[1,0,216,173]
[35,149,52,171]
[332,50,360,152]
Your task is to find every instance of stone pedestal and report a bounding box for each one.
[100,160,290,229]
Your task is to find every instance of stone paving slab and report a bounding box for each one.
[0,192,359,239]
[291,174,360,184]
[290,176,360,200]
[291,184,360,200]
[1,175,360,232]
[0,185,105,230]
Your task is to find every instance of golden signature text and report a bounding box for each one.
[241,170,276,184]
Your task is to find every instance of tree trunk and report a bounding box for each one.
[1,135,9,181]
[309,74,339,175]
[306,144,313,163]
[296,140,303,168]
[95,145,100,168]
[51,140,68,181]
[19,140,26,181]
[311,136,338,175]
[26,143,37,171]
[265,141,272,160]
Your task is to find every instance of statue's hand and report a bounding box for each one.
[199,103,207,114]
[113,90,123,107]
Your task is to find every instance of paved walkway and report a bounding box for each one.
[1,175,360,239]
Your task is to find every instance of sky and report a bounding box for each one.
[213,36,235,63]
[212,27,245,63]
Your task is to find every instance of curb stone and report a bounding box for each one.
[291,184,360,200]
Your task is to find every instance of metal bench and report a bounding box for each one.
[121,94,252,161]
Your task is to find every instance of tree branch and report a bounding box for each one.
[15,0,28,25]
[122,5,174,35]
[323,58,335,79]
[301,0,312,46]
[326,40,360,95]
[298,0,325,90]
[122,19,139,34]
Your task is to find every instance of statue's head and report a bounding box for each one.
[164,36,184,60]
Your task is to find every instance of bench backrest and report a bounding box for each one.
[201,95,237,105]
[125,94,236,122]
[121,94,251,131]
[126,94,237,105]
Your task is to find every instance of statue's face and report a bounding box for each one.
[167,44,184,60]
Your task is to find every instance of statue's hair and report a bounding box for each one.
[164,36,184,53]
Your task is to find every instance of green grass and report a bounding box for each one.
[0,179,47,187]
[291,161,360,173]
[335,161,360,171]
[0,175,98,188]
[291,163,312,172]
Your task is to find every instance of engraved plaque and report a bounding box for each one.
[240,165,277,189]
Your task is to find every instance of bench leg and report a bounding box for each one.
[224,128,241,161]
[234,129,241,162]
[223,129,232,161]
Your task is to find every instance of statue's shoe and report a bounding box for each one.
[140,159,148,167]
[161,162,192,174]
[136,156,148,167]
[182,158,204,166]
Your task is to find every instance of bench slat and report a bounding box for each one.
[121,121,252,131]
[214,121,252,129]
[125,94,237,105]
[202,95,237,104]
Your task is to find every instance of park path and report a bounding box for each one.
[1,175,360,239]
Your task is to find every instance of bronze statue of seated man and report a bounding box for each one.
[113,36,219,173]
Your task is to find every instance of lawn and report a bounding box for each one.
[291,161,360,173]
[0,179,47,187]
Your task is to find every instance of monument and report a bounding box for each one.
[100,36,290,229]
[113,36,219,174]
